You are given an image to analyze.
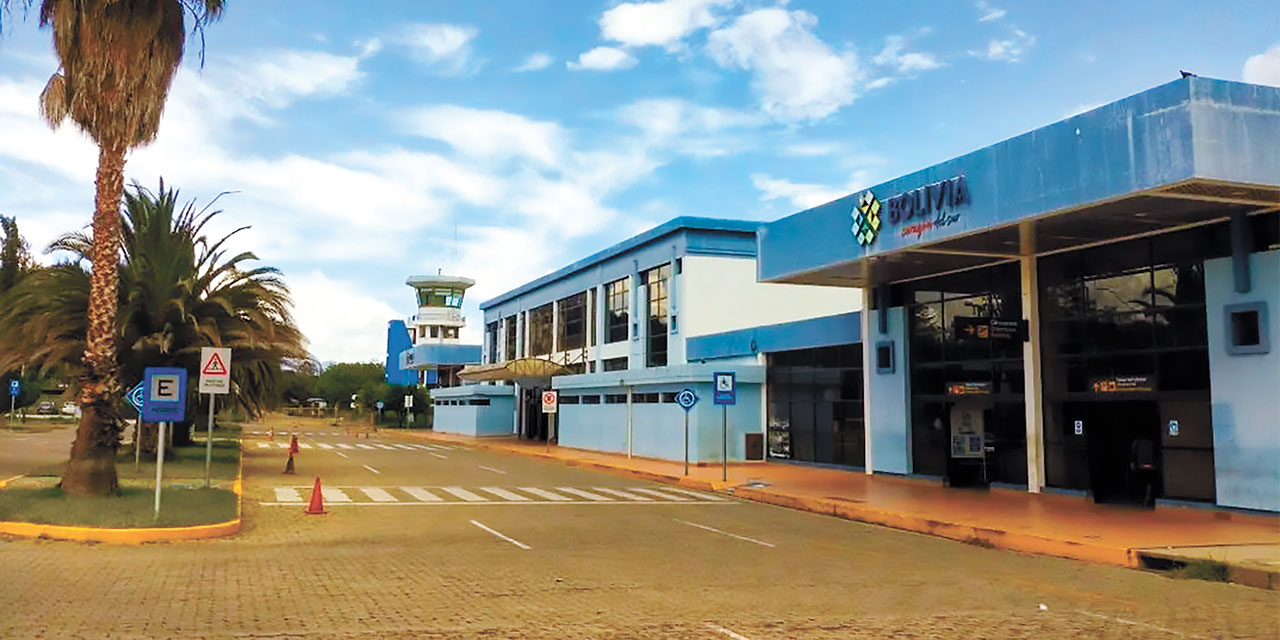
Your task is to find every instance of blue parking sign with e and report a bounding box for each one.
[8,379,18,396]
[141,367,188,422]
[712,371,736,406]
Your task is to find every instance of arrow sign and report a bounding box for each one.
[126,381,145,412]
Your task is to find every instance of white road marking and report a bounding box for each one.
[362,464,380,475]
[336,443,355,450]
[655,487,730,501]
[429,453,448,459]
[321,487,352,503]
[317,443,334,450]
[704,623,752,640]
[554,487,612,501]
[298,443,312,449]
[591,487,653,501]
[517,487,573,501]
[256,442,270,449]
[413,444,442,451]
[334,451,349,459]
[401,487,443,502]
[470,520,531,550]
[374,444,398,450]
[275,442,289,449]
[1075,611,1202,638]
[480,487,530,501]
[258,501,738,507]
[355,444,376,450]
[359,487,397,502]
[391,444,418,450]
[273,488,303,502]
[441,487,488,502]
[677,520,775,548]
[479,465,507,474]
[630,487,693,501]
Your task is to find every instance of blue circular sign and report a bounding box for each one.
[674,388,698,411]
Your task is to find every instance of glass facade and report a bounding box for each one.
[557,292,587,352]
[417,287,465,308]
[504,316,516,361]
[485,322,499,364]
[529,304,552,356]
[645,264,671,367]
[605,277,629,343]
[766,344,864,467]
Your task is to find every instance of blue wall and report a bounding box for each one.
[686,312,860,361]
[430,385,515,437]
[402,343,482,369]
[868,307,911,474]
[1205,250,1280,512]
[384,321,417,386]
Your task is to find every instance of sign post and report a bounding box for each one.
[142,367,188,520]
[127,380,145,470]
[675,389,699,475]
[404,394,414,428]
[712,372,737,482]
[541,390,558,453]
[199,348,232,488]
[7,379,18,427]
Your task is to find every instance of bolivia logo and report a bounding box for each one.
[851,190,881,247]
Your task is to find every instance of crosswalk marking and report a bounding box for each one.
[517,487,572,501]
[554,487,612,501]
[275,442,289,449]
[336,443,355,449]
[653,487,730,501]
[374,444,398,450]
[355,444,376,450]
[256,442,270,448]
[480,487,530,501]
[321,487,351,503]
[401,487,443,502]
[298,443,313,449]
[391,444,417,450]
[630,487,692,501]
[359,487,397,502]
[274,488,302,502]
[440,487,487,502]
[591,487,653,501]
[317,443,334,450]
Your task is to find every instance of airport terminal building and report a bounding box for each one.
[428,76,1279,513]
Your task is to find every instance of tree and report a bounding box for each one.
[0,181,306,463]
[0,215,34,293]
[1,0,226,495]
[315,363,385,408]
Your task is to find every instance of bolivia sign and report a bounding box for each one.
[198,347,232,395]
[142,367,188,423]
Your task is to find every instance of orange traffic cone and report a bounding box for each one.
[305,477,326,515]
[289,434,300,455]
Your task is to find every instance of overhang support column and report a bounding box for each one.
[1020,221,1046,493]
[860,286,875,475]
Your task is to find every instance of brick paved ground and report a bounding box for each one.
[0,421,1275,639]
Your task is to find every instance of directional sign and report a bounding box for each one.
[675,388,699,412]
[142,367,188,423]
[126,381,146,412]
[404,394,414,409]
[541,390,558,414]
[8,379,18,397]
[376,401,384,410]
[198,347,231,395]
[712,371,736,406]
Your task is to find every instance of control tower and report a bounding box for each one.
[406,274,475,345]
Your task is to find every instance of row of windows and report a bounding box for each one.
[416,287,465,308]
[435,399,491,406]
[555,392,684,405]
[412,326,458,341]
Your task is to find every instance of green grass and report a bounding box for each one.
[27,429,241,481]
[0,486,237,528]
[1173,559,1231,583]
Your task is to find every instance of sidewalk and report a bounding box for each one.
[393,430,1280,589]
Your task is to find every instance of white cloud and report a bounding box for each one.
[782,142,840,157]
[751,174,846,210]
[397,23,480,76]
[975,1,1007,22]
[973,28,1034,62]
[873,35,943,74]
[401,105,564,166]
[706,7,860,121]
[224,49,364,110]
[290,272,400,364]
[599,0,734,50]
[1243,43,1280,87]
[567,46,639,71]
[616,97,761,156]
[513,52,554,72]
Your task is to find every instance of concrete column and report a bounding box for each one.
[860,286,875,475]
[626,386,634,458]
[1021,222,1046,493]
[551,299,560,357]
[632,267,645,369]
[594,283,606,372]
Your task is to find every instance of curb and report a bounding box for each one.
[390,430,1138,568]
[0,438,244,545]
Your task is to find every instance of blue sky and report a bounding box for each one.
[1,0,1278,363]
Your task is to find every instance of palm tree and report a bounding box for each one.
[0,181,305,477]
[0,0,225,495]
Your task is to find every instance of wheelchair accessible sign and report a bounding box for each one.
[142,367,188,423]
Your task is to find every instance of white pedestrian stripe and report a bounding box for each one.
[363,464,381,474]
[517,487,572,501]
[554,487,612,501]
[655,487,730,501]
[356,444,376,450]
[401,487,443,502]
[298,443,312,449]
[705,623,753,640]
[256,442,270,448]
[630,487,692,501]
[359,487,397,502]
[480,487,530,501]
[479,465,507,474]
[429,453,448,459]
[374,444,398,450]
[440,487,487,502]
[391,444,416,450]
[275,442,289,449]
[591,487,653,501]
[322,487,352,503]
[317,443,334,450]
[336,443,355,450]
[274,488,303,502]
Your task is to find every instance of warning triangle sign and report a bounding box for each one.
[202,352,227,376]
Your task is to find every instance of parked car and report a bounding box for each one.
[35,401,57,415]
[61,402,78,416]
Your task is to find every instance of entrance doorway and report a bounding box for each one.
[1063,401,1161,506]
[520,387,549,442]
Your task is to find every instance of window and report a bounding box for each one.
[528,303,553,356]
[602,357,628,372]
[1226,302,1269,355]
[429,326,439,338]
[504,317,517,362]
[588,289,597,346]
[557,292,587,351]
[660,392,678,403]
[559,395,580,405]
[443,327,458,340]
[486,322,499,364]
[408,327,416,341]
[634,393,659,403]
[581,395,601,405]
[645,264,671,367]
[605,277,629,343]
[604,393,627,404]
[467,398,491,406]
[417,287,465,308]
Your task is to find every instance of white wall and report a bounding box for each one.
[681,255,861,337]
